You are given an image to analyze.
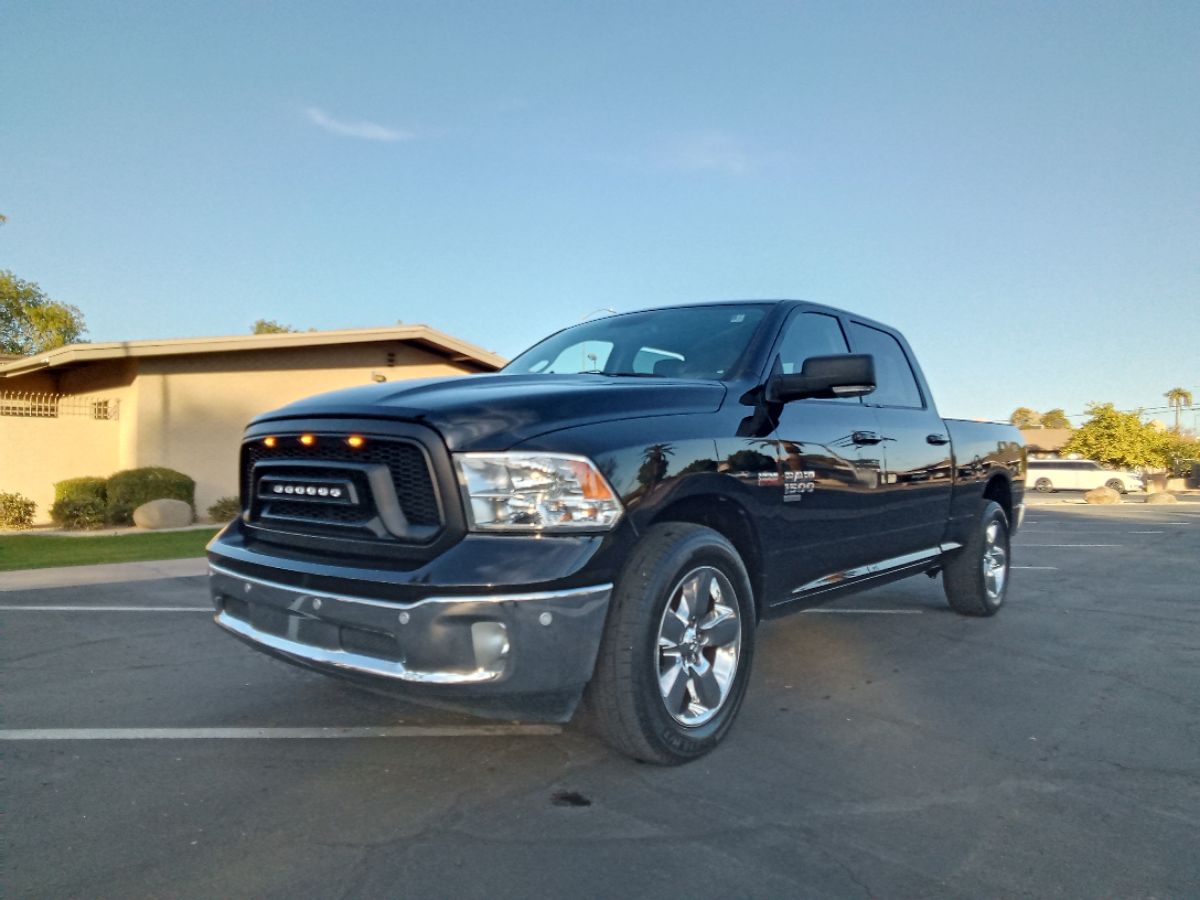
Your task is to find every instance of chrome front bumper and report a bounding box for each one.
[209,564,612,700]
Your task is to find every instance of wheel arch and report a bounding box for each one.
[648,494,764,618]
[982,472,1013,524]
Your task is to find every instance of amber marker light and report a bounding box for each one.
[346,435,366,449]
[263,436,277,448]
[299,434,316,446]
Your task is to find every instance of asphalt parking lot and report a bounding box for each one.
[4,499,1199,898]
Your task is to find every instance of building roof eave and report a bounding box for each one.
[0,325,506,378]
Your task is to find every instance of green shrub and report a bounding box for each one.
[51,477,109,529]
[55,476,108,505]
[106,467,195,525]
[49,498,107,529]
[207,496,241,522]
[0,492,37,529]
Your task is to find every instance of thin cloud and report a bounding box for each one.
[304,107,414,142]
[667,131,755,175]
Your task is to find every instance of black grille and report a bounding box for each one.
[243,436,441,528]
[266,500,370,524]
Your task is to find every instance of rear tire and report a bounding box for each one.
[943,501,1010,617]
[1034,478,1054,493]
[1105,478,1125,494]
[585,523,756,764]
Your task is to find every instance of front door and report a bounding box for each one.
[765,311,886,602]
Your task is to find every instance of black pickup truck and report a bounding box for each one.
[208,301,1025,763]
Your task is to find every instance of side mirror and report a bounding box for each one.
[767,354,876,403]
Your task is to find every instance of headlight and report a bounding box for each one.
[454,453,623,532]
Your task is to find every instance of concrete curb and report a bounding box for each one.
[0,557,209,592]
[7,523,220,539]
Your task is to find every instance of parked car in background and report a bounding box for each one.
[1028,459,1142,493]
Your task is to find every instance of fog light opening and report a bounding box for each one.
[471,621,510,670]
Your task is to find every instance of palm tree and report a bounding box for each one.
[1165,387,1193,433]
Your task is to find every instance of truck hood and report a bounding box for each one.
[251,373,727,451]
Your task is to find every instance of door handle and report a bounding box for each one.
[852,431,883,445]
[926,433,950,445]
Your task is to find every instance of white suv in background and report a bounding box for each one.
[1028,459,1143,494]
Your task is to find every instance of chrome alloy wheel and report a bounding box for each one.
[656,566,742,727]
[982,519,1008,601]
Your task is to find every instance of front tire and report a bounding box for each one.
[1105,478,1126,494]
[1034,477,1054,493]
[943,501,1010,617]
[586,523,756,764]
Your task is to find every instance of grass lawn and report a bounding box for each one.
[0,529,219,572]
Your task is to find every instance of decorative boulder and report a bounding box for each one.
[133,498,194,529]
[1145,492,1179,505]
[1084,486,1121,504]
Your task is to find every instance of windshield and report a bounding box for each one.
[503,305,770,380]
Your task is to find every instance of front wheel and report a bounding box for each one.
[1105,478,1126,494]
[586,523,756,764]
[1034,477,1054,493]
[943,501,1010,617]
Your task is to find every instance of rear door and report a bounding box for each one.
[846,321,955,559]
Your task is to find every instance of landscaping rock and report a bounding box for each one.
[1145,492,1179,505]
[133,498,194,529]
[1084,486,1121,504]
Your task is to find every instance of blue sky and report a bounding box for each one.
[2,1,1197,425]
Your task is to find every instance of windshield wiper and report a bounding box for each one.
[573,370,664,377]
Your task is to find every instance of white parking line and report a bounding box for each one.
[0,606,210,612]
[1020,544,1121,548]
[1013,566,1058,570]
[1,605,933,616]
[0,725,562,741]
[803,609,922,615]
[1021,523,1188,528]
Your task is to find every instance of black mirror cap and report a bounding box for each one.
[767,354,876,403]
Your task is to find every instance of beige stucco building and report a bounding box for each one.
[0,327,504,523]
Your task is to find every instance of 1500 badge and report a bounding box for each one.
[784,470,816,502]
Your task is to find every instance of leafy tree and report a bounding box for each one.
[1164,387,1194,433]
[1062,403,1170,469]
[1,270,88,355]
[252,318,298,334]
[1040,408,1071,429]
[1009,407,1041,428]
[1159,430,1200,477]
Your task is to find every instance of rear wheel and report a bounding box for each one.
[1105,478,1125,494]
[943,501,1010,617]
[586,523,756,764]
[1034,477,1054,493]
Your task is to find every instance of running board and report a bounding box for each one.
[786,543,961,599]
